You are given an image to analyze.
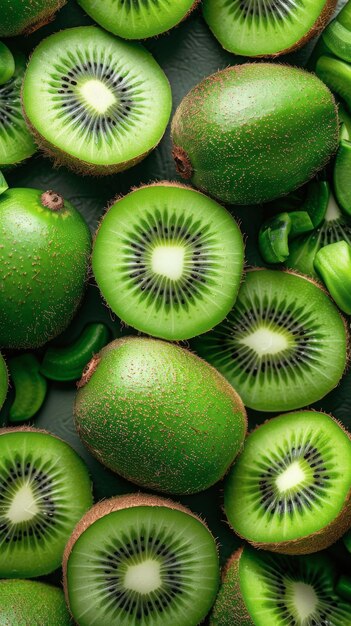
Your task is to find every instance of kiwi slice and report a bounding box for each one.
[0,579,73,625]
[0,0,67,37]
[0,42,15,85]
[22,26,172,175]
[286,191,351,277]
[92,184,244,341]
[0,427,93,578]
[210,546,351,625]
[75,336,247,495]
[203,0,336,58]
[0,50,36,168]
[63,493,220,626]
[194,268,347,412]
[314,241,351,315]
[77,0,198,39]
[224,411,351,554]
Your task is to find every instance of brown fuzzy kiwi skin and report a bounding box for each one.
[62,493,216,609]
[226,410,351,555]
[210,549,254,626]
[0,0,67,37]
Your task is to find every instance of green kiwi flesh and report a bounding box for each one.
[0,351,8,411]
[22,26,172,175]
[63,494,220,626]
[210,546,351,625]
[203,0,336,58]
[224,411,351,554]
[0,428,93,578]
[171,64,338,205]
[314,241,351,315]
[77,0,198,39]
[0,50,36,168]
[8,353,47,423]
[0,0,66,37]
[0,188,91,349]
[193,269,347,412]
[0,579,73,625]
[92,184,244,341]
[0,42,15,85]
[74,336,247,494]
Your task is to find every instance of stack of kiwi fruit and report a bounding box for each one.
[0,0,351,624]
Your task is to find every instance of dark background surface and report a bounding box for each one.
[2,0,351,593]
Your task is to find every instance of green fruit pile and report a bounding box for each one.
[0,1,351,625]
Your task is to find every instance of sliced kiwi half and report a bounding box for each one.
[92,183,244,341]
[0,427,93,578]
[224,411,351,554]
[193,268,347,412]
[203,0,337,57]
[0,49,36,168]
[0,579,73,625]
[77,0,198,40]
[63,493,220,626]
[210,546,351,625]
[22,26,172,175]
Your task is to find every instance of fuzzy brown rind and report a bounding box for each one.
[0,0,67,37]
[210,549,254,626]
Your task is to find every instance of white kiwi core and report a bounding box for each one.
[276,462,305,493]
[291,582,318,620]
[239,327,289,356]
[124,559,161,594]
[151,245,185,280]
[80,79,116,114]
[6,483,39,523]
[325,194,341,222]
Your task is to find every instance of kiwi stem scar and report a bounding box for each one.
[41,190,64,211]
[172,146,193,179]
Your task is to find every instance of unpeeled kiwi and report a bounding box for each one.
[202,0,337,57]
[0,0,67,37]
[0,579,73,625]
[171,64,338,205]
[77,0,199,39]
[210,546,351,626]
[74,336,247,494]
[63,493,220,626]
[224,411,351,555]
[193,268,348,412]
[92,183,244,341]
[0,427,93,578]
[22,26,172,175]
[0,188,91,349]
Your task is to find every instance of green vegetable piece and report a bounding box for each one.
[41,322,110,382]
[314,240,351,314]
[316,56,351,112]
[259,213,291,264]
[288,211,314,239]
[0,41,15,85]
[336,575,351,603]
[338,0,351,31]
[8,354,47,423]
[300,180,330,228]
[323,20,351,63]
[334,139,351,215]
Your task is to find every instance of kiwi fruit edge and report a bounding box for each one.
[0,351,8,410]
[74,335,247,495]
[209,548,253,626]
[0,578,73,625]
[0,0,67,37]
[224,410,351,555]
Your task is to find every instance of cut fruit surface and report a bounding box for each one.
[203,0,336,57]
[22,27,172,175]
[93,184,244,340]
[193,269,347,412]
[224,411,351,554]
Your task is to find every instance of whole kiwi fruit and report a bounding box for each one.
[172,64,339,205]
[0,579,73,625]
[0,188,91,349]
[74,336,247,494]
[0,0,67,37]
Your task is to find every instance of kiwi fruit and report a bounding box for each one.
[22,26,172,176]
[0,351,8,411]
[193,268,347,412]
[0,42,15,85]
[63,493,220,626]
[92,183,244,341]
[224,410,351,554]
[0,427,93,578]
[0,188,91,349]
[77,0,199,40]
[286,191,351,277]
[0,50,36,169]
[74,336,247,494]
[0,579,73,625]
[203,0,336,58]
[314,241,351,315]
[0,0,66,37]
[171,64,338,205]
[210,546,351,625]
